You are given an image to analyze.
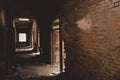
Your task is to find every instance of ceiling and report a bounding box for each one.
[0,0,64,25]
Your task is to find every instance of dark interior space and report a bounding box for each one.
[0,0,65,80]
[0,0,120,80]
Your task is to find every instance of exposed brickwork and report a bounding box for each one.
[61,0,120,80]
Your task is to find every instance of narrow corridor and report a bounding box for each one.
[0,0,120,80]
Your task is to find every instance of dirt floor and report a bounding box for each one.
[0,55,66,80]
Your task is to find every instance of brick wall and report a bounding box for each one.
[61,0,120,80]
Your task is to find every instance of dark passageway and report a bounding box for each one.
[0,0,65,80]
[0,0,120,80]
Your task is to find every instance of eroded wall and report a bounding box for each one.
[61,0,120,80]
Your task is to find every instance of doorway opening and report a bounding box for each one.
[51,19,66,72]
[13,17,40,58]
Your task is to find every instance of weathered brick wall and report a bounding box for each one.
[61,0,120,80]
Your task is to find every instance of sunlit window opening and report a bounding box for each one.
[19,33,27,42]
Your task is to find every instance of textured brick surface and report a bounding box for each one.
[61,0,120,80]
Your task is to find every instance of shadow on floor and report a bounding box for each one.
[0,72,67,80]
[0,53,68,80]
